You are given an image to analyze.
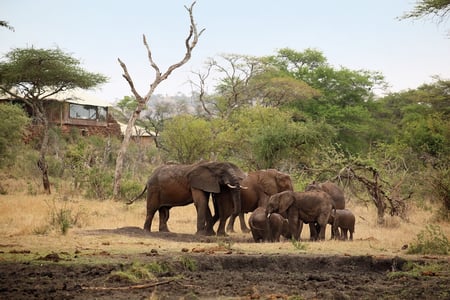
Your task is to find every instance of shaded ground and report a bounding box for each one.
[1,227,449,299]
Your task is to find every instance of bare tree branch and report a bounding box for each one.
[113,2,204,198]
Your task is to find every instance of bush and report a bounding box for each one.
[431,166,450,221]
[46,198,84,235]
[84,167,114,200]
[407,224,449,255]
[0,103,30,167]
[119,179,143,202]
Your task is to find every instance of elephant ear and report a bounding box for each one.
[187,165,221,193]
[278,191,294,214]
[256,170,277,195]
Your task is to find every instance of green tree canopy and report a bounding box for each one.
[0,48,108,103]
[159,114,215,163]
[401,0,450,20]
[0,47,108,193]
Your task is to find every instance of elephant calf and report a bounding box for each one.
[329,209,355,240]
[249,207,290,242]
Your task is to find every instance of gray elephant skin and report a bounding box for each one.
[266,190,334,240]
[213,169,293,233]
[248,207,291,242]
[304,181,346,239]
[136,161,246,236]
[329,209,355,240]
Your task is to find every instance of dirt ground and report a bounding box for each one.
[1,227,449,300]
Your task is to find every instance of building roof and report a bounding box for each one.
[118,122,155,137]
[51,89,111,107]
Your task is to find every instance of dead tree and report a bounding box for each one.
[112,2,204,198]
[338,165,411,225]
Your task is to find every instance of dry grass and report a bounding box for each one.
[0,192,449,260]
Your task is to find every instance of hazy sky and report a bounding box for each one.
[2,1,450,103]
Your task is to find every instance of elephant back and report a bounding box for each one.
[305,181,345,209]
[336,209,355,230]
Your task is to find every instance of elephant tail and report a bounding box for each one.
[126,186,147,205]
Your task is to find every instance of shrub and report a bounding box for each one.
[388,261,447,280]
[179,256,197,271]
[45,197,85,234]
[84,168,114,200]
[108,262,171,283]
[431,166,450,221]
[0,103,30,167]
[119,179,143,201]
[407,224,449,255]
[109,262,156,283]
[291,238,308,251]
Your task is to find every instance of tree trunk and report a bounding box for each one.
[37,117,51,194]
[112,2,203,199]
[112,110,141,198]
[373,172,385,225]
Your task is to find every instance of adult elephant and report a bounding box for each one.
[135,161,246,236]
[215,169,293,233]
[266,190,334,241]
[304,181,346,239]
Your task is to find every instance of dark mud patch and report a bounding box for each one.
[84,226,254,243]
[0,253,449,299]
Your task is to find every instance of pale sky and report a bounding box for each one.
[1,1,450,103]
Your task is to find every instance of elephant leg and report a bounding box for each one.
[342,228,348,240]
[216,215,228,236]
[211,195,220,227]
[317,223,326,240]
[144,205,158,232]
[349,230,353,241]
[226,213,237,233]
[158,207,170,232]
[331,225,339,240]
[204,204,216,235]
[297,220,303,240]
[239,213,250,233]
[192,189,214,235]
[309,223,318,241]
[289,215,300,241]
[226,212,250,233]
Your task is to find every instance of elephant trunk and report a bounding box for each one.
[233,189,241,216]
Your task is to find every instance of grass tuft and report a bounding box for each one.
[407,224,449,255]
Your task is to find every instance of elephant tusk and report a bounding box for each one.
[267,213,271,219]
[226,183,248,189]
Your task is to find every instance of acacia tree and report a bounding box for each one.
[0,47,107,194]
[400,0,450,35]
[112,2,204,198]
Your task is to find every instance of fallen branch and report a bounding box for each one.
[82,279,175,291]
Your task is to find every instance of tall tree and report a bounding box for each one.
[400,0,450,35]
[268,48,386,153]
[112,2,204,198]
[401,0,450,20]
[0,47,107,193]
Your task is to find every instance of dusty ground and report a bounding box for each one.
[1,227,449,300]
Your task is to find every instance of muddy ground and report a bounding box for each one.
[1,227,449,300]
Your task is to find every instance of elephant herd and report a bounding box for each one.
[130,161,355,242]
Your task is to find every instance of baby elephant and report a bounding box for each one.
[249,207,291,242]
[329,209,355,240]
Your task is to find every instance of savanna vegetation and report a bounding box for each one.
[1,46,449,251]
[0,2,449,298]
